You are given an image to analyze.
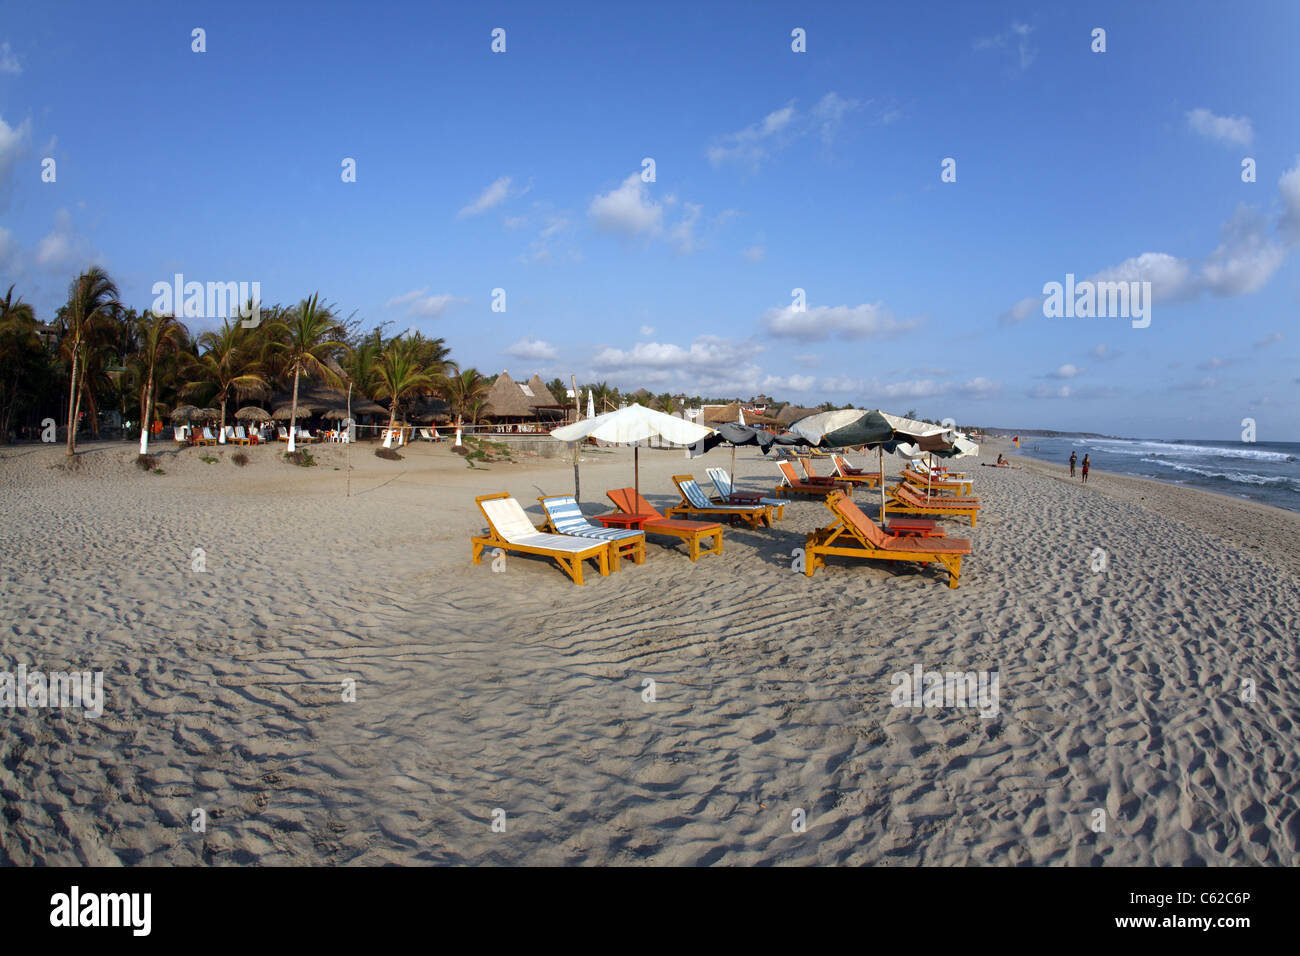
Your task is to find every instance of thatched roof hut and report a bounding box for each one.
[701,402,744,424]
[776,405,821,426]
[485,372,564,422]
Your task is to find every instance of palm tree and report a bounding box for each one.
[0,286,42,443]
[181,319,268,444]
[373,336,437,445]
[135,311,189,454]
[60,268,121,456]
[437,365,489,444]
[268,293,345,452]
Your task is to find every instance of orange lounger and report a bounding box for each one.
[830,454,882,488]
[775,460,851,499]
[886,482,980,527]
[805,491,972,588]
[606,488,723,561]
[471,492,612,584]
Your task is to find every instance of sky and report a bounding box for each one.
[1,0,1298,439]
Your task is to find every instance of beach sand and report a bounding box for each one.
[1,436,1297,865]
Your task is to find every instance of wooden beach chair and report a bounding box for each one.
[775,460,851,499]
[276,426,290,442]
[831,454,882,488]
[471,492,612,585]
[913,458,969,481]
[705,467,785,520]
[537,494,645,569]
[805,491,972,588]
[887,482,980,527]
[668,475,773,528]
[606,488,723,561]
[800,457,857,486]
[902,467,972,496]
[198,427,218,446]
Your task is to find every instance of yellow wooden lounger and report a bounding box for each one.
[805,491,972,588]
[902,468,973,496]
[471,492,612,585]
[886,482,979,527]
[667,475,772,529]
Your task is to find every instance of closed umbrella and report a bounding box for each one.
[551,404,713,499]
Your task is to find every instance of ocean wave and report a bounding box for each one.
[1141,457,1300,491]
[1087,439,1295,462]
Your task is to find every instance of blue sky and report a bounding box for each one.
[2,0,1298,438]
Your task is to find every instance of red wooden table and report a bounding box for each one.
[596,513,655,530]
[884,518,946,538]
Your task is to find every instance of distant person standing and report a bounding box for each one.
[1081,454,1090,483]
[1069,451,1077,477]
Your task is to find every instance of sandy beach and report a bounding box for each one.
[1,437,1297,866]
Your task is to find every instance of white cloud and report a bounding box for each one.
[762,302,920,340]
[503,215,527,230]
[762,374,816,392]
[669,202,703,253]
[1197,357,1231,370]
[1186,108,1253,147]
[741,244,764,262]
[0,43,19,75]
[1049,364,1083,379]
[1174,377,1221,391]
[504,336,557,361]
[958,377,1003,399]
[0,113,32,206]
[707,104,798,168]
[811,92,860,146]
[589,173,663,237]
[35,208,88,269]
[1090,343,1121,361]
[1253,332,1283,349]
[1200,205,1285,296]
[589,335,767,395]
[638,325,655,337]
[974,21,1037,71]
[1278,157,1300,245]
[1027,384,1073,399]
[458,176,513,218]
[1088,251,1196,303]
[385,288,459,318]
[999,295,1041,325]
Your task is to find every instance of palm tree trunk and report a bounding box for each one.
[287,366,300,452]
[139,369,154,455]
[384,405,398,448]
[455,413,463,447]
[65,347,79,456]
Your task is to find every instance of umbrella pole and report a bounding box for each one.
[879,445,886,521]
[730,443,736,484]
[635,444,639,499]
[572,441,580,502]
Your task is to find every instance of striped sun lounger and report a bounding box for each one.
[538,495,646,568]
[668,475,773,528]
[705,467,785,520]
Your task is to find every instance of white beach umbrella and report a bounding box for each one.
[587,389,595,420]
[551,403,714,498]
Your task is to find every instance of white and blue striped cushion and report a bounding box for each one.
[707,467,783,509]
[544,497,642,542]
[679,478,758,513]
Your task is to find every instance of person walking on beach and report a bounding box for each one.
[1069,451,1077,477]
[1081,454,1090,483]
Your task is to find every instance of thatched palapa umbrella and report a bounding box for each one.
[170,404,199,422]
[235,406,271,421]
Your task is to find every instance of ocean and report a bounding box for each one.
[1015,436,1300,514]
